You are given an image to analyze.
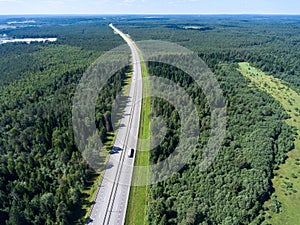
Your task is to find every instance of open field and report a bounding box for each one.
[238,62,300,225]
[126,53,150,225]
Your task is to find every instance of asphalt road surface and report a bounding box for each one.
[87,24,143,225]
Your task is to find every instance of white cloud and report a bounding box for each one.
[120,0,146,5]
[45,0,64,5]
[121,0,135,4]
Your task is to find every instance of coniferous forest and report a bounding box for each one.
[0,15,299,224]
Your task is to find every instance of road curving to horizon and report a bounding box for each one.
[87,23,143,225]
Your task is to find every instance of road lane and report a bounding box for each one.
[87,24,143,225]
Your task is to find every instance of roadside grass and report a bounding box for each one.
[238,62,300,225]
[125,53,150,225]
[80,132,114,223]
[81,71,132,222]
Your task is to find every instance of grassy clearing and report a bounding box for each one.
[238,62,300,225]
[125,53,150,225]
[82,72,132,221]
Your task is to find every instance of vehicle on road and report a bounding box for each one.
[128,148,134,158]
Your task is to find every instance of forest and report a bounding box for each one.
[0,15,299,224]
[118,15,300,224]
[0,17,127,224]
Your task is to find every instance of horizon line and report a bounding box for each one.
[0,13,299,16]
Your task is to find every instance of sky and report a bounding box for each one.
[0,0,299,15]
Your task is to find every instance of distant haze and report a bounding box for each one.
[0,0,299,15]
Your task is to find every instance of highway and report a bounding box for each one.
[87,24,143,225]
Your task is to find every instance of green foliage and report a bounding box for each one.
[145,61,293,224]
[0,22,126,224]
[1,15,299,225]
[116,15,299,224]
